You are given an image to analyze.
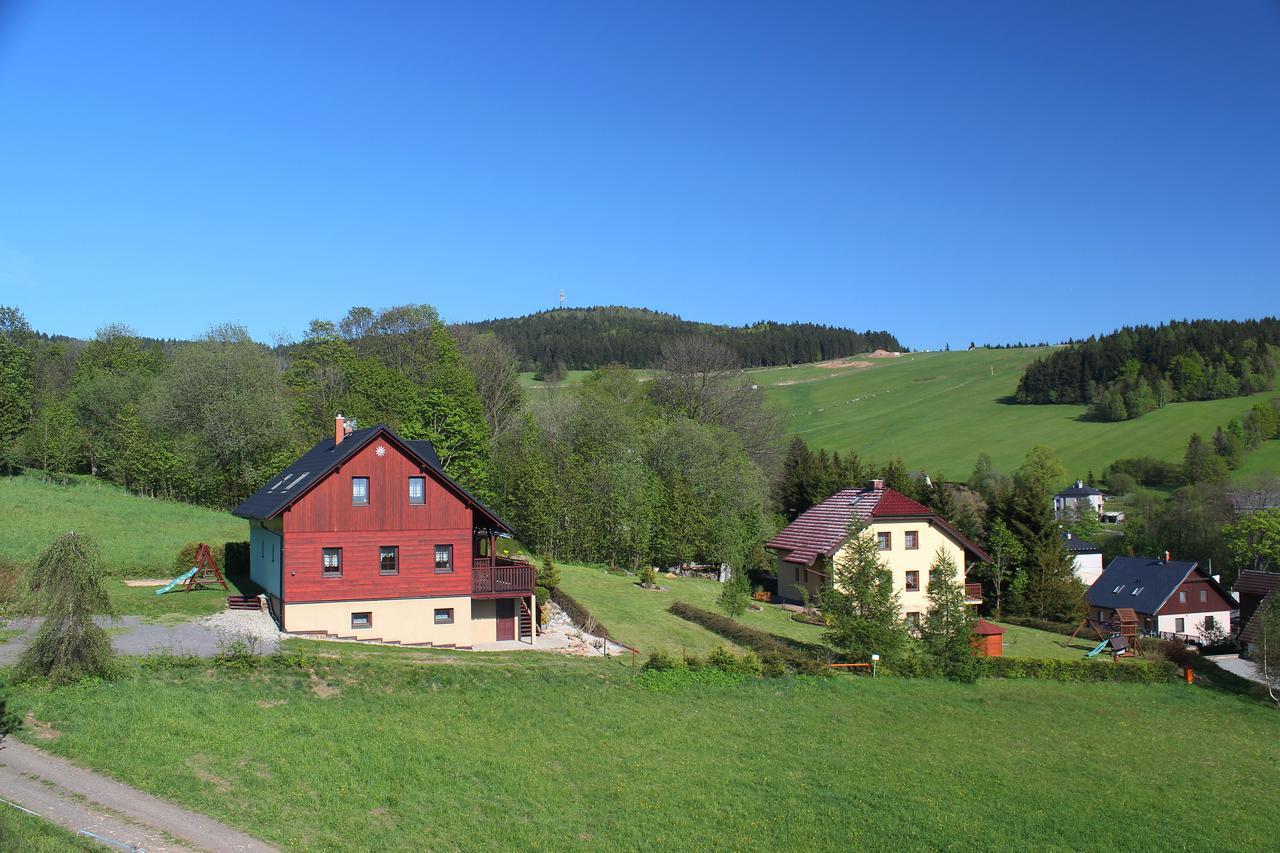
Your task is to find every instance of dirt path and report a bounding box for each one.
[0,740,276,852]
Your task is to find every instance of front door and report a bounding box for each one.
[496,599,515,641]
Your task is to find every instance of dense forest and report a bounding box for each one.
[457,306,902,372]
[1014,318,1280,420]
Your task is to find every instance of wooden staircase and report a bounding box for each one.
[226,595,262,611]
[519,598,535,642]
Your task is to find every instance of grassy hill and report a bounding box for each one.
[0,471,244,575]
[10,642,1279,849]
[756,348,1280,480]
[555,562,825,654]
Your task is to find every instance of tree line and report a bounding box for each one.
[458,306,902,373]
[1,305,496,510]
[1013,318,1280,420]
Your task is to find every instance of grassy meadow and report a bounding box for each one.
[754,348,1280,480]
[0,472,244,575]
[9,641,1280,851]
[555,562,826,654]
[0,804,89,852]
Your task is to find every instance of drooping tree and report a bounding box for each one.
[16,532,117,684]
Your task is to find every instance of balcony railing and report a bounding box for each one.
[964,583,983,601]
[472,557,535,596]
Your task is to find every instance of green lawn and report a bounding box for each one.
[1234,437,1280,480]
[994,621,1103,660]
[8,642,1280,850]
[0,804,90,851]
[518,369,655,388]
[108,576,258,621]
[556,562,826,654]
[0,472,244,576]
[758,348,1280,481]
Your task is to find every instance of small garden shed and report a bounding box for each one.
[972,620,1005,657]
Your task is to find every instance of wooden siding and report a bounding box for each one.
[1157,571,1234,616]
[281,434,475,603]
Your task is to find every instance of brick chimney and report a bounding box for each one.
[1164,550,1171,563]
[869,479,885,490]
[334,414,347,446]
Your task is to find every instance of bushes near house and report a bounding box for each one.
[638,644,767,689]
[668,600,834,673]
[976,656,1180,683]
[172,541,225,575]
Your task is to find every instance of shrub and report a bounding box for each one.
[790,611,824,625]
[173,541,225,575]
[637,566,658,588]
[974,656,1180,683]
[536,555,560,590]
[706,645,738,671]
[535,585,550,606]
[760,651,788,677]
[214,633,262,669]
[682,650,705,670]
[668,600,835,674]
[222,541,250,576]
[643,649,681,671]
[0,554,22,607]
[735,649,763,676]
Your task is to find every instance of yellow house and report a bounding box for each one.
[765,480,987,626]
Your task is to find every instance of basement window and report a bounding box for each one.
[434,608,454,625]
[351,612,372,630]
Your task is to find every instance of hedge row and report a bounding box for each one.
[998,615,1080,637]
[667,601,836,672]
[976,656,1181,683]
[172,541,249,576]
[550,586,616,643]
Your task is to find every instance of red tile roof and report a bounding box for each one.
[974,619,1005,636]
[765,486,989,566]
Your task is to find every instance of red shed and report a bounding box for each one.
[972,619,1005,657]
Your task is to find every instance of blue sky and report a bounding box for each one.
[0,2,1277,349]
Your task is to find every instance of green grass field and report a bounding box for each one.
[756,348,1280,480]
[0,472,245,575]
[8,642,1279,850]
[993,622,1101,659]
[555,563,826,654]
[0,805,88,852]
[518,369,655,388]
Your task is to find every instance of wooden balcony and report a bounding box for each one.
[472,557,536,597]
[965,582,983,603]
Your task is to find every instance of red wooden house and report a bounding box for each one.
[233,416,534,647]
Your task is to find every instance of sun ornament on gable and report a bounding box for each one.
[375,444,387,457]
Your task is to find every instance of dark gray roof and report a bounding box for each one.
[1062,532,1101,554]
[232,426,511,534]
[1085,556,1228,615]
[1056,481,1102,498]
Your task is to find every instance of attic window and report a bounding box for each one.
[269,477,288,491]
[1113,585,1125,594]
[283,472,309,491]
[1131,587,1143,596]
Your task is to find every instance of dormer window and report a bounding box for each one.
[352,477,370,506]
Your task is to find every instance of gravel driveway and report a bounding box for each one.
[0,608,283,664]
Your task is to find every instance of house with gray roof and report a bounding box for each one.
[1053,480,1104,521]
[1086,555,1234,643]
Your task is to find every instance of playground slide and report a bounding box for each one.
[1085,638,1111,658]
[155,567,199,595]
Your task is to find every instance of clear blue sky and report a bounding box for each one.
[1,2,1277,349]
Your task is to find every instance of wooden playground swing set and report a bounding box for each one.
[155,543,229,595]
[1066,607,1143,658]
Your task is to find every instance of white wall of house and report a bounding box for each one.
[1072,553,1104,587]
[1157,610,1231,642]
[1054,493,1104,520]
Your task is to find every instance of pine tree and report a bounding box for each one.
[919,549,978,681]
[717,567,751,619]
[821,523,908,664]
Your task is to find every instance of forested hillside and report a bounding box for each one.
[457,306,901,372]
[1014,318,1280,420]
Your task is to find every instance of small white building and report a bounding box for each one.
[1054,480,1104,521]
[1063,531,1104,587]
